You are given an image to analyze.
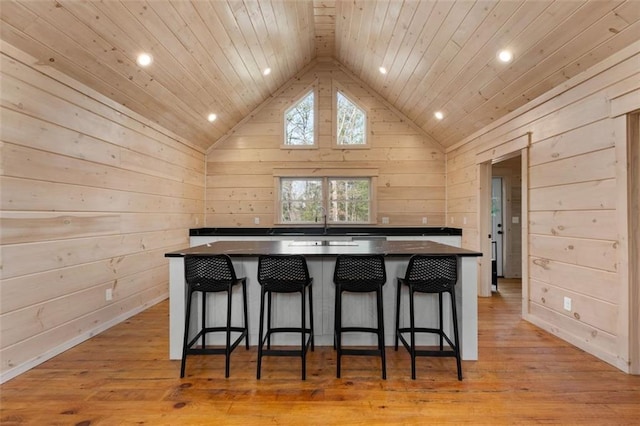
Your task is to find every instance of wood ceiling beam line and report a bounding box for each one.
[333,60,444,150]
[207,58,320,153]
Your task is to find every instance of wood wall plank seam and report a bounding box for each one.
[0,68,204,174]
[446,40,640,153]
[208,59,320,151]
[0,41,204,155]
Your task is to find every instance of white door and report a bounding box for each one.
[491,177,504,277]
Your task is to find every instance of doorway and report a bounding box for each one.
[491,177,504,282]
[491,156,523,287]
[477,138,529,301]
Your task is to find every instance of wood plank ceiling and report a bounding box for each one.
[1,1,639,151]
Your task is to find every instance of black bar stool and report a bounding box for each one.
[180,254,249,378]
[394,255,462,380]
[333,254,387,379]
[256,254,314,380]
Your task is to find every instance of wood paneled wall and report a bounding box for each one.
[446,42,640,371]
[206,60,444,228]
[0,43,205,382]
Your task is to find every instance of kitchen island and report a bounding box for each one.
[165,239,481,361]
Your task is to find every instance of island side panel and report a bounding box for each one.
[460,256,478,360]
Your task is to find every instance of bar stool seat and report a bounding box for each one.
[257,254,314,380]
[333,254,387,379]
[180,254,249,378]
[395,255,462,380]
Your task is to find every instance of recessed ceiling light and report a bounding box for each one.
[434,111,444,120]
[136,53,153,67]
[262,67,271,76]
[207,113,217,122]
[498,49,513,63]
[379,66,387,75]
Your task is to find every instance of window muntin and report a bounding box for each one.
[280,178,323,223]
[336,91,366,146]
[284,90,315,146]
[279,177,371,224]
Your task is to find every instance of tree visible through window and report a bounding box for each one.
[336,91,366,145]
[279,177,371,224]
[284,91,315,146]
[280,178,323,223]
[328,178,370,222]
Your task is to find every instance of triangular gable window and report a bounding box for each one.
[284,90,315,146]
[336,91,366,146]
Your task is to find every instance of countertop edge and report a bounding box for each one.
[189,226,462,237]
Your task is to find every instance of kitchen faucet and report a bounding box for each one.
[317,206,328,234]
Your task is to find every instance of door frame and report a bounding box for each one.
[477,151,528,301]
[611,90,639,374]
[476,134,530,306]
[630,113,639,374]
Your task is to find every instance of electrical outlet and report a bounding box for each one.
[463,217,467,225]
[382,217,389,224]
[563,296,572,312]
[254,217,260,225]
[422,217,428,225]
[106,288,113,301]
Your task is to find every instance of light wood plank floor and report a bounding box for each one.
[2,280,639,425]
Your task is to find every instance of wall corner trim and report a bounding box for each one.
[610,88,640,118]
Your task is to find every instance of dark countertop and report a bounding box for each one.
[166,239,481,258]
[189,226,462,237]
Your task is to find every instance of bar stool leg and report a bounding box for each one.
[450,289,463,381]
[377,287,387,380]
[242,280,249,350]
[301,287,306,380]
[409,287,417,380]
[394,279,401,351]
[308,284,314,351]
[438,293,444,351]
[266,292,272,350]
[333,285,338,350]
[180,289,194,378]
[201,292,207,348]
[225,287,233,378]
[336,287,342,378]
[257,287,266,380]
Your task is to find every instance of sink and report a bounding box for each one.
[288,241,358,247]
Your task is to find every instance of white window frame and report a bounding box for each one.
[274,169,378,225]
[282,84,318,149]
[333,82,370,149]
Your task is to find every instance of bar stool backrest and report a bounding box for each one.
[184,254,238,292]
[404,255,457,293]
[258,254,311,293]
[333,254,386,292]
